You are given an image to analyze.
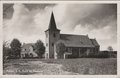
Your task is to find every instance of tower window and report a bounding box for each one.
[52,43,54,46]
[53,33,56,37]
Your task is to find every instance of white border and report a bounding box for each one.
[0,1,120,78]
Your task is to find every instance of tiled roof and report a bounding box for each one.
[90,39,100,47]
[59,34,95,47]
[22,43,35,52]
[22,43,34,48]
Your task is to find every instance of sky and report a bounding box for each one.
[3,3,117,50]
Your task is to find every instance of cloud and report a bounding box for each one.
[59,4,117,32]
[56,4,117,50]
[73,24,117,50]
[3,3,55,43]
[3,3,117,50]
[24,4,56,11]
[3,3,67,43]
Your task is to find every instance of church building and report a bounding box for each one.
[45,12,100,59]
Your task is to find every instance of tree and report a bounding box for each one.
[3,41,11,60]
[56,42,66,59]
[107,46,113,57]
[108,46,113,52]
[35,40,45,58]
[10,38,21,58]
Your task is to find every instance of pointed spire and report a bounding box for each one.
[48,12,57,30]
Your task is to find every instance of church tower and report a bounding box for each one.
[45,12,60,59]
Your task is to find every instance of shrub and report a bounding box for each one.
[10,38,21,58]
[55,42,66,59]
[35,40,45,58]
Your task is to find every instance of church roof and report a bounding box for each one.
[90,39,100,47]
[59,34,98,47]
[22,43,35,50]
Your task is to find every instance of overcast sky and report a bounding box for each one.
[3,3,117,50]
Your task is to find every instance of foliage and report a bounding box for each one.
[3,58,116,75]
[107,46,114,57]
[3,41,11,60]
[41,58,117,75]
[87,52,109,58]
[35,40,45,58]
[10,38,21,58]
[107,46,113,52]
[78,51,109,58]
[56,42,66,59]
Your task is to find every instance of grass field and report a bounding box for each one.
[3,58,117,75]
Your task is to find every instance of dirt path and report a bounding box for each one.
[3,61,78,75]
[30,61,78,75]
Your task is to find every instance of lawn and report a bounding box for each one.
[3,58,117,75]
[41,58,117,75]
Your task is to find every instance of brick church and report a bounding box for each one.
[45,12,100,59]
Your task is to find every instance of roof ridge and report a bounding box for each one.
[23,43,35,45]
[24,43,35,44]
[60,33,88,37]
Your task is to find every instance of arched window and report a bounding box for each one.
[52,43,54,46]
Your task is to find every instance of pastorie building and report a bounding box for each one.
[21,43,38,58]
[45,12,100,59]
